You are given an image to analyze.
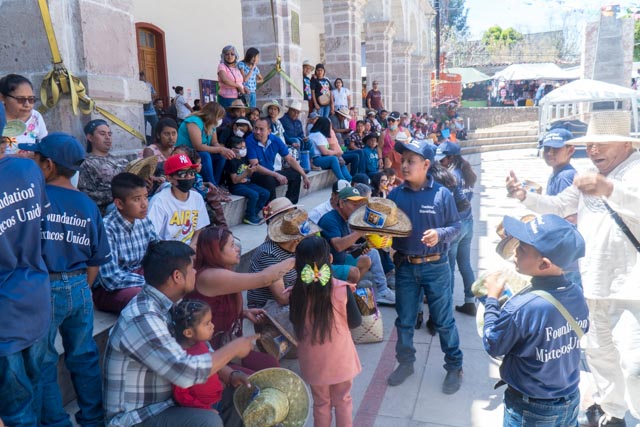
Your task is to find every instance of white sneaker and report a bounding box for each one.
[377,288,396,306]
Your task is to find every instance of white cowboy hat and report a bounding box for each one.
[262,100,285,119]
[567,111,640,147]
[336,107,350,119]
[287,100,303,112]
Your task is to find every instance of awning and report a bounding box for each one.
[492,63,577,81]
[446,67,492,84]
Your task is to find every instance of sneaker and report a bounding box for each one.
[426,318,436,336]
[579,404,604,427]
[455,302,477,316]
[415,311,424,329]
[598,415,626,427]
[376,288,396,306]
[442,368,463,394]
[357,279,373,289]
[387,363,414,386]
[243,216,263,226]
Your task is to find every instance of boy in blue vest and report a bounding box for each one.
[482,214,589,426]
[19,133,112,426]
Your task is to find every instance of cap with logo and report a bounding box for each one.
[434,141,462,161]
[164,153,195,176]
[338,186,366,201]
[502,214,585,269]
[394,139,435,162]
[18,132,85,171]
[541,128,574,148]
[388,111,401,121]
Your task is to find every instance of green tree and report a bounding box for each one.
[635,19,640,61]
[443,0,469,35]
[481,26,523,48]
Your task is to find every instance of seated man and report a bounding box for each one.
[279,100,309,151]
[103,240,257,427]
[148,154,210,247]
[246,117,310,204]
[318,187,396,305]
[94,173,159,314]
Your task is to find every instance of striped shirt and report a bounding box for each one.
[104,285,212,427]
[247,239,297,308]
[98,209,158,291]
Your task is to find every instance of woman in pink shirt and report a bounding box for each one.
[217,45,248,109]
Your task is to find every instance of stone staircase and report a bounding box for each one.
[460,121,539,154]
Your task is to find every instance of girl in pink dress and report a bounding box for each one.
[289,236,362,427]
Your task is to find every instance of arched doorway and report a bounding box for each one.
[135,23,169,106]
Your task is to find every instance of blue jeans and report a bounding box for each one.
[144,113,159,146]
[317,105,331,118]
[448,217,476,303]
[217,95,237,109]
[0,338,47,427]
[503,388,579,427]
[230,182,270,219]
[364,249,390,294]
[342,149,366,175]
[394,256,463,370]
[247,92,256,108]
[313,156,352,182]
[198,151,226,185]
[41,274,103,427]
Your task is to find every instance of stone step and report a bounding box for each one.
[467,128,538,139]
[462,135,539,147]
[462,141,539,154]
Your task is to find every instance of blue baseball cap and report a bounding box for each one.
[18,132,85,170]
[541,128,574,148]
[394,139,435,162]
[502,214,585,269]
[434,141,461,161]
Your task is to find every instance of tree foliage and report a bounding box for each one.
[481,25,524,48]
[635,19,640,61]
[442,0,469,36]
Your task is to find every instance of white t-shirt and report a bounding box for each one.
[309,132,329,158]
[308,200,332,224]
[6,110,48,155]
[147,186,210,245]
[175,95,190,120]
[331,88,351,109]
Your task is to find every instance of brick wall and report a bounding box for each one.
[456,107,539,130]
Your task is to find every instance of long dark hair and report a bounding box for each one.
[154,117,178,143]
[195,226,234,272]
[242,47,260,64]
[370,171,385,197]
[289,236,334,345]
[431,163,470,212]
[309,117,331,138]
[450,155,477,188]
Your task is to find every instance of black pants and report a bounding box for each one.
[251,168,302,204]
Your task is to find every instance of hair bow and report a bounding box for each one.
[301,263,331,286]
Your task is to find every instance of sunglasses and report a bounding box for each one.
[5,94,37,105]
[174,169,196,178]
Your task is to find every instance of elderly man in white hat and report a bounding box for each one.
[507,111,640,427]
[280,100,309,152]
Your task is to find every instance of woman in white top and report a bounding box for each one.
[331,78,352,114]
[0,74,48,155]
[173,85,192,122]
[308,117,352,182]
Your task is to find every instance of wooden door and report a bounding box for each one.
[137,28,159,97]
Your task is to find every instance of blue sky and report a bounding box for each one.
[464,0,637,38]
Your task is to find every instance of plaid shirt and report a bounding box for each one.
[98,209,158,291]
[104,285,212,426]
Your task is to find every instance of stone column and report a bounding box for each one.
[410,55,428,113]
[364,20,395,112]
[391,40,415,114]
[0,0,148,156]
[322,0,368,109]
[241,0,303,107]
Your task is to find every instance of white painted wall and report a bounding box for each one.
[132,1,244,105]
[300,0,324,65]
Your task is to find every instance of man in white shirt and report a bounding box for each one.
[506,111,640,427]
[148,154,210,247]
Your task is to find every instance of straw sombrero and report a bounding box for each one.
[336,107,350,119]
[348,197,412,237]
[496,214,538,259]
[2,120,27,138]
[263,197,299,222]
[234,368,310,427]
[125,156,158,180]
[262,100,285,119]
[496,214,536,239]
[268,209,320,243]
[567,111,640,147]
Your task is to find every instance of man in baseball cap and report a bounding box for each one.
[147,153,210,246]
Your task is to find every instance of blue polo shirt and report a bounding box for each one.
[318,209,351,265]
[546,164,576,196]
[246,132,290,171]
[388,176,461,256]
[0,157,51,356]
[41,185,111,273]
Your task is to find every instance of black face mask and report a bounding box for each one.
[175,178,195,193]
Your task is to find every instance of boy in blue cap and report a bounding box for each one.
[19,133,112,426]
[386,139,463,393]
[482,214,589,426]
[541,128,577,196]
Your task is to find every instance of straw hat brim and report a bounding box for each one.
[567,134,640,148]
[348,204,412,237]
[337,110,350,119]
[267,216,321,243]
[125,156,158,180]
[262,302,298,347]
[2,120,27,138]
[234,368,310,427]
[496,236,519,259]
[262,102,285,119]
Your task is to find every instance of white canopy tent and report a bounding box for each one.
[447,67,492,84]
[492,63,577,81]
[538,79,640,135]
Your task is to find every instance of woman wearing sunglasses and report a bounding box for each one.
[0,74,48,155]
